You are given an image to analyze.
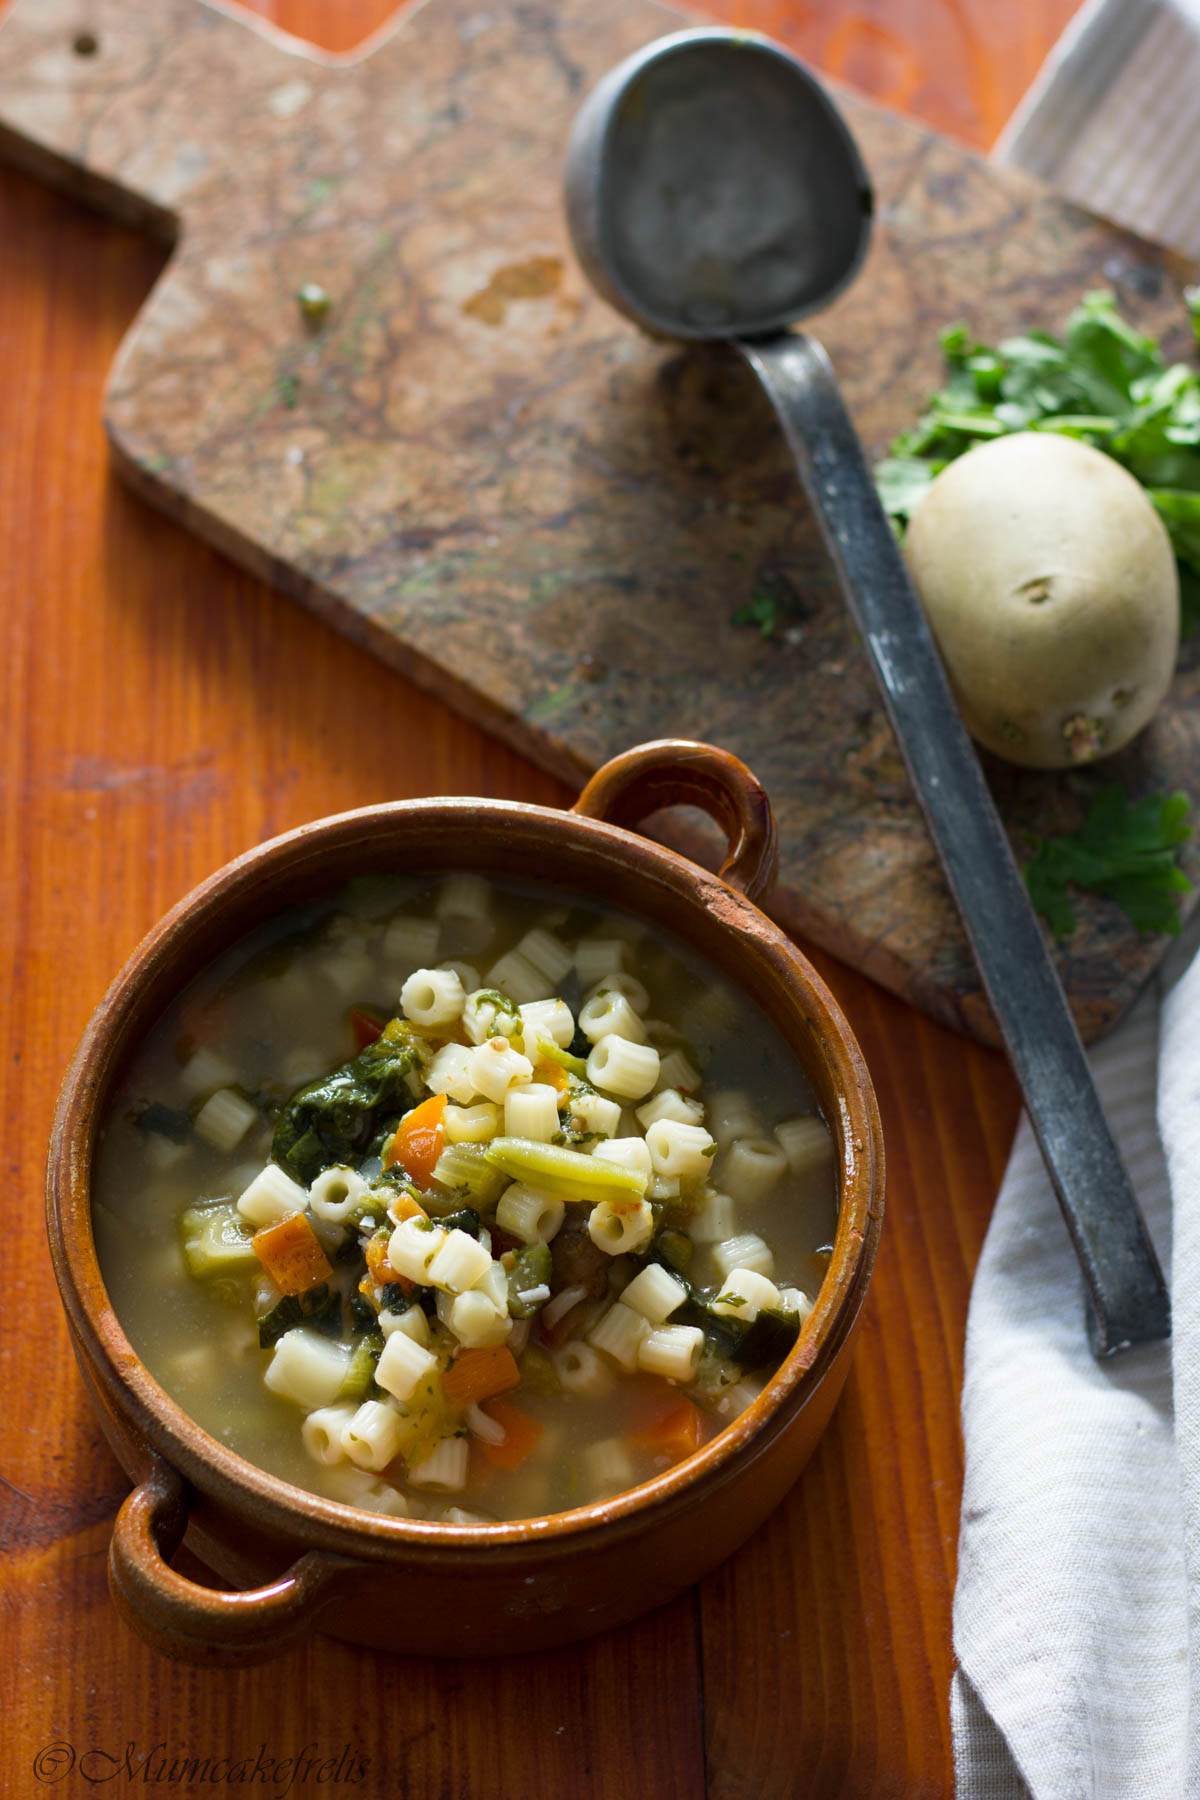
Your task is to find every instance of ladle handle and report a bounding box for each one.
[740,332,1169,1357]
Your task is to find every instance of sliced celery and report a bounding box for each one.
[484,1137,646,1203]
[180,1202,260,1279]
[430,1142,508,1210]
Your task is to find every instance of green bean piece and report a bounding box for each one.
[484,1136,646,1203]
[506,1242,552,1317]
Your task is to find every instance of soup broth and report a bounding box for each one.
[94,875,838,1524]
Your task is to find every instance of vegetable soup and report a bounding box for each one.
[94,875,838,1524]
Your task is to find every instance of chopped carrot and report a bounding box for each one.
[252,1212,333,1295]
[348,1006,386,1051]
[389,1192,428,1225]
[382,1093,446,1186]
[631,1394,706,1464]
[442,1344,521,1406]
[364,1228,412,1297]
[476,1397,543,1471]
[533,1058,569,1095]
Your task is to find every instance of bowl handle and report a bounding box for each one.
[109,1455,344,1666]
[573,739,778,901]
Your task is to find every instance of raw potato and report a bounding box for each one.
[904,432,1179,769]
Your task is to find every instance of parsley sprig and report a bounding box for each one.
[1025,787,1192,940]
[875,289,1200,632]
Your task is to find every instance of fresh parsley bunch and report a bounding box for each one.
[875,289,1200,632]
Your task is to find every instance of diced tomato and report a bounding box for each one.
[348,1007,386,1051]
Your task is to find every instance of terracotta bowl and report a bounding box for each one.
[47,738,884,1667]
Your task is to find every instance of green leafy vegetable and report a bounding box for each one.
[1025,787,1192,939]
[875,291,1200,631]
[731,592,782,639]
[272,1018,431,1186]
[257,1284,341,1348]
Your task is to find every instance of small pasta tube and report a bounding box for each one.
[587,1300,651,1372]
[321,952,371,999]
[551,1340,615,1397]
[193,1088,258,1153]
[401,966,466,1028]
[707,1089,763,1147]
[515,927,573,986]
[637,1325,704,1382]
[435,873,491,930]
[582,1437,635,1496]
[712,1232,775,1281]
[496,1183,565,1245]
[646,1118,716,1180]
[592,1136,653,1180]
[438,959,481,994]
[308,1164,369,1223]
[720,1137,788,1205]
[387,1217,447,1283]
[485,950,554,1007]
[426,1043,478,1105]
[323,1466,412,1515]
[462,988,522,1046]
[380,1303,431,1345]
[655,1049,703,1095]
[448,1289,511,1347]
[382,915,440,969]
[265,1330,352,1409]
[178,1045,237,1099]
[237,1163,307,1229]
[375,1330,439,1404]
[711,1267,781,1321]
[519,997,575,1050]
[573,936,627,985]
[342,1398,406,1471]
[586,1036,660,1100]
[301,1402,357,1467]
[587,1198,654,1256]
[774,1115,836,1180]
[504,1081,561,1142]
[686,1187,737,1243]
[468,1038,533,1102]
[567,1091,621,1140]
[579,991,647,1045]
[637,1088,704,1130]
[621,1263,688,1324]
[583,970,649,1012]
[443,1101,502,1144]
[427,1228,493,1295]
[408,1435,470,1492]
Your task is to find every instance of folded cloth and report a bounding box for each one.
[994,0,1200,260]
[951,910,1200,1797]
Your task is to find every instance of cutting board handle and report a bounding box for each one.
[573,738,778,902]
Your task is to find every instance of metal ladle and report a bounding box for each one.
[564,27,1170,1356]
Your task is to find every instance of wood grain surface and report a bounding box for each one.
[1,0,1184,1049]
[1,1,1076,1795]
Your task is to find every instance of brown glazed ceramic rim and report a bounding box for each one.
[47,740,884,1570]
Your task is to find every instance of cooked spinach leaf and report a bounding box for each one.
[272,1018,430,1185]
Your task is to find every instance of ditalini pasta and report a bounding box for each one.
[94,875,838,1523]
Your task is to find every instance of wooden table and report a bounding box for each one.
[0,2,1079,1793]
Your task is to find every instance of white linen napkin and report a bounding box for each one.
[994,0,1200,260]
[951,15,1200,1792]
